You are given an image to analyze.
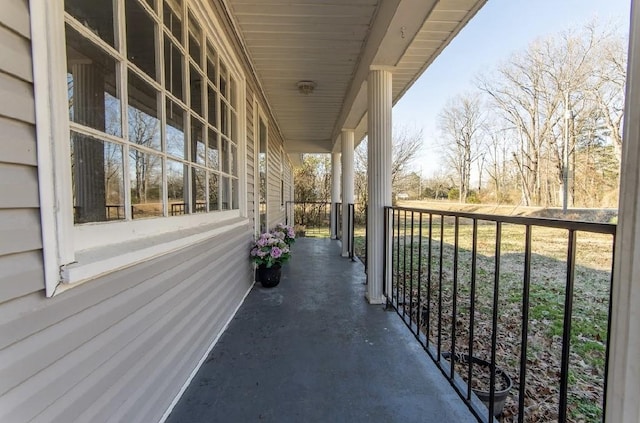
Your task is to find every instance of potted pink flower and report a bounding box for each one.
[250,232,291,287]
[271,223,296,246]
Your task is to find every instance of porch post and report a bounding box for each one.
[341,129,355,257]
[330,152,341,239]
[366,67,392,304]
[606,2,640,421]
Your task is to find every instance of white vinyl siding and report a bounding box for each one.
[0,0,42,303]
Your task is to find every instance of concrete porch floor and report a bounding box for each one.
[166,238,476,423]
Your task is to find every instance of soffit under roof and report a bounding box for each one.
[225,0,486,154]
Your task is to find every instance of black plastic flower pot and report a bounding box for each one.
[257,264,281,288]
[442,352,512,417]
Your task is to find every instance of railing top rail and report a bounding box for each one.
[387,206,617,235]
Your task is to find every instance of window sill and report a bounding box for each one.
[56,216,249,295]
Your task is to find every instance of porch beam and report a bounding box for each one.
[341,129,355,257]
[606,1,640,421]
[330,152,341,239]
[366,67,393,304]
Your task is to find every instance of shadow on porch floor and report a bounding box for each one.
[165,237,475,423]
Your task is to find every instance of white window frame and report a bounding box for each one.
[31,0,247,297]
[254,103,268,235]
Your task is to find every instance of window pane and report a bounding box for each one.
[125,0,157,80]
[219,63,227,98]
[71,132,124,224]
[230,143,237,176]
[232,178,239,210]
[166,99,185,158]
[65,0,115,47]
[168,160,187,215]
[192,167,206,213]
[66,25,121,137]
[220,101,228,137]
[221,176,230,210]
[207,128,219,170]
[163,0,182,42]
[230,110,237,140]
[189,65,203,117]
[191,117,205,165]
[128,71,161,150]
[221,138,230,174]
[142,0,156,12]
[164,35,183,100]
[207,85,217,128]
[129,148,163,218]
[188,12,202,67]
[229,77,236,109]
[208,172,219,211]
[206,42,217,85]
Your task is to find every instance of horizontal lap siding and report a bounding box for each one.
[246,86,255,228]
[0,0,42,303]
[0,223,254,423]
[267,122,285,227]
[0,1,256,422]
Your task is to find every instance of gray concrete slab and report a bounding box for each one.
[166,238,476,423]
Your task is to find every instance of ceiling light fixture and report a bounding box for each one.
[296,80,317,95]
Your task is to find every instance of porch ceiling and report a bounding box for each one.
[225,0,486,154]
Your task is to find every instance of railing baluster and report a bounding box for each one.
[396,208,401,306]
[468,219,478,401]
[416,212,424,345]
[519,225,532,423]
[383,207,389,299]
[438,214,444,360]
[427,213,433,351]
[451,216,459,380]
[602,233,616,420]
[489,221,502,423]
[409,211,415,330]
[403,210,408,317]
[559,229,577,423]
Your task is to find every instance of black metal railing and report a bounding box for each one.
[383,206,616,423]
[285,201,334,237]
[346,203,356,260]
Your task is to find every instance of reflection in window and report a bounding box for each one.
[206,42,217,85]
[65,0,115,47]
[66,24,121,137]
[207,85,217,128]
[129,148,163,218]
[168,160,187,215]
[190,64,203,117]
[188,12,202,67]
[208,128,219,169]
[230,144,237,176]
[71,132,125,223]
[258,119,267,232]
[125,0,157,80]
[163,0,182,41]
[128,71,161,150]
[221,176,230,210]
[192,167,206,213]
[220,102,228,136]
[208,172,219,210]
[221,138,230,174]
[164,35,183,100]
[166,99,185,158]
[191,117,205,165]
[232,178,239,210]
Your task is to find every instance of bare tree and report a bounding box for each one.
[438,93,485,202]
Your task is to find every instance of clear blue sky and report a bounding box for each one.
[393,0,632,177]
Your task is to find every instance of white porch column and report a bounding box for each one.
[366,67,392,304]
[341,129,355,257]
[606,2,640,421]
[330,152,341,239]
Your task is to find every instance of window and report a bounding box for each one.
[64,0,240,223]
[258,117,267,233]
[33,0,245,295]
